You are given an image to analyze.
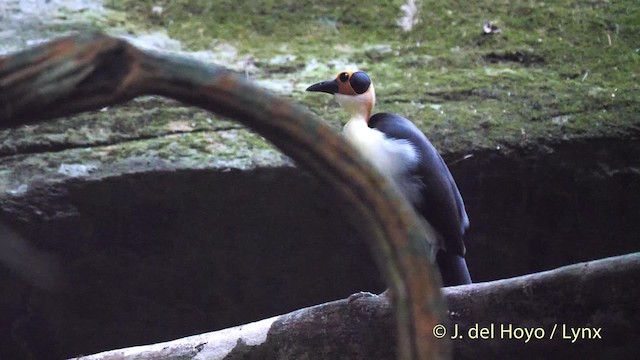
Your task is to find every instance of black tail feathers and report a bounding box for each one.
[436,249,472,286]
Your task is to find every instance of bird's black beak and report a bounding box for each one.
[306,80,339,94]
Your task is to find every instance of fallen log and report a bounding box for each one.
[74,253,640,360]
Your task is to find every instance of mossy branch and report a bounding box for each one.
[0,33,447,360]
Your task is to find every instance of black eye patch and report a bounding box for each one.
[349,71,371,94]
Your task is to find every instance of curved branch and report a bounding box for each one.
[0,33,447,359]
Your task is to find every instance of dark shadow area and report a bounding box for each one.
[455,137,640,282]
[2,168,382,359]
[1,137,639,359]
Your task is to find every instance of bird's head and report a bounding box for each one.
[306,71,376,121]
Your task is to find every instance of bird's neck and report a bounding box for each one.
[335,87,375,122]
[336,101,372,123]
[346,113,369,124]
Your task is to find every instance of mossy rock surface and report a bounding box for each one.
[2,0,638,167]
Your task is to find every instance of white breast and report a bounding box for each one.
[343,118,423,205]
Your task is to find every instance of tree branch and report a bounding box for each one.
[73,253,640,359]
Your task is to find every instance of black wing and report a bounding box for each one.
[369,112,469,256]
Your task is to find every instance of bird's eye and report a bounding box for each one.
[338,72,349,82]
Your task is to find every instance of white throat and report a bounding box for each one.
[334,85,375,121]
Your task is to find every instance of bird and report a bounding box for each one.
[306,70,471,286]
